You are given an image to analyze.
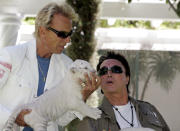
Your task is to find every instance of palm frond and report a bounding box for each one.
[149,52,178,90]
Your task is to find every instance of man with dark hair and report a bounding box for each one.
[77,52,170,131]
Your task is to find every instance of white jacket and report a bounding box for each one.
[0,40,73,130]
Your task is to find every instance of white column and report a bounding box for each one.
[0,13,22,48]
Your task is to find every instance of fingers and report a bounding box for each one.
[80,72,101,101]
[79,79,85,87]
[91,73,96,89]
[84,73,91,88]
[94,73,101,87]
[85,72,101,89]
[15,109,31,127]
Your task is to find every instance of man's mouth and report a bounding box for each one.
[107,81,113,84]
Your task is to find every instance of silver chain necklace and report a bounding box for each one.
[38,62,46,82]
[112,102,134,128]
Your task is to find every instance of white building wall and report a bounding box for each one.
[142,74,180,131]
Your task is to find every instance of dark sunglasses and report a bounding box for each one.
[47,27,72,38]
[98,65,123,76]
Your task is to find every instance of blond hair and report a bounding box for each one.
[34,2,77,39]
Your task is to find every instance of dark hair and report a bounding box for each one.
[97,52,130,93]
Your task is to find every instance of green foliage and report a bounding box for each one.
[23,17,35,25]
[99,19,108,28]
[176,1,180,17]
[98,19,180,29]
[66,0,100,61]
[99,19,154,29]
[115,20,153,29]
[128,0,132,3]
[160,21,180,29]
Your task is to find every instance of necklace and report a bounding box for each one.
[38,62,46,82]
[112,102,134,128]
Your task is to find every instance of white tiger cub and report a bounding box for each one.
[3,59,102,131]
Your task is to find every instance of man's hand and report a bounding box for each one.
[15,109,32,127]
[80,72,101,102]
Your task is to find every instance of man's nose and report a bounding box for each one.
[107,70,112,77]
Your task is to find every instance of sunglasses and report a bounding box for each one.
[47,27,72,38]
[98,65,123,76]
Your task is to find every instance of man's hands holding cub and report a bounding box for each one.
[80,72,101,102]
[15,73,101,127]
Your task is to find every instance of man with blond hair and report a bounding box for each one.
[0,2,100,131]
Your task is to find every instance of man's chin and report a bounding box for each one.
[103,86,116,92]
[54,49,63,54]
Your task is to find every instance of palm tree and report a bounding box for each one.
[119,50,180,100]
[119,50,148,99]
[140,51,180,100]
